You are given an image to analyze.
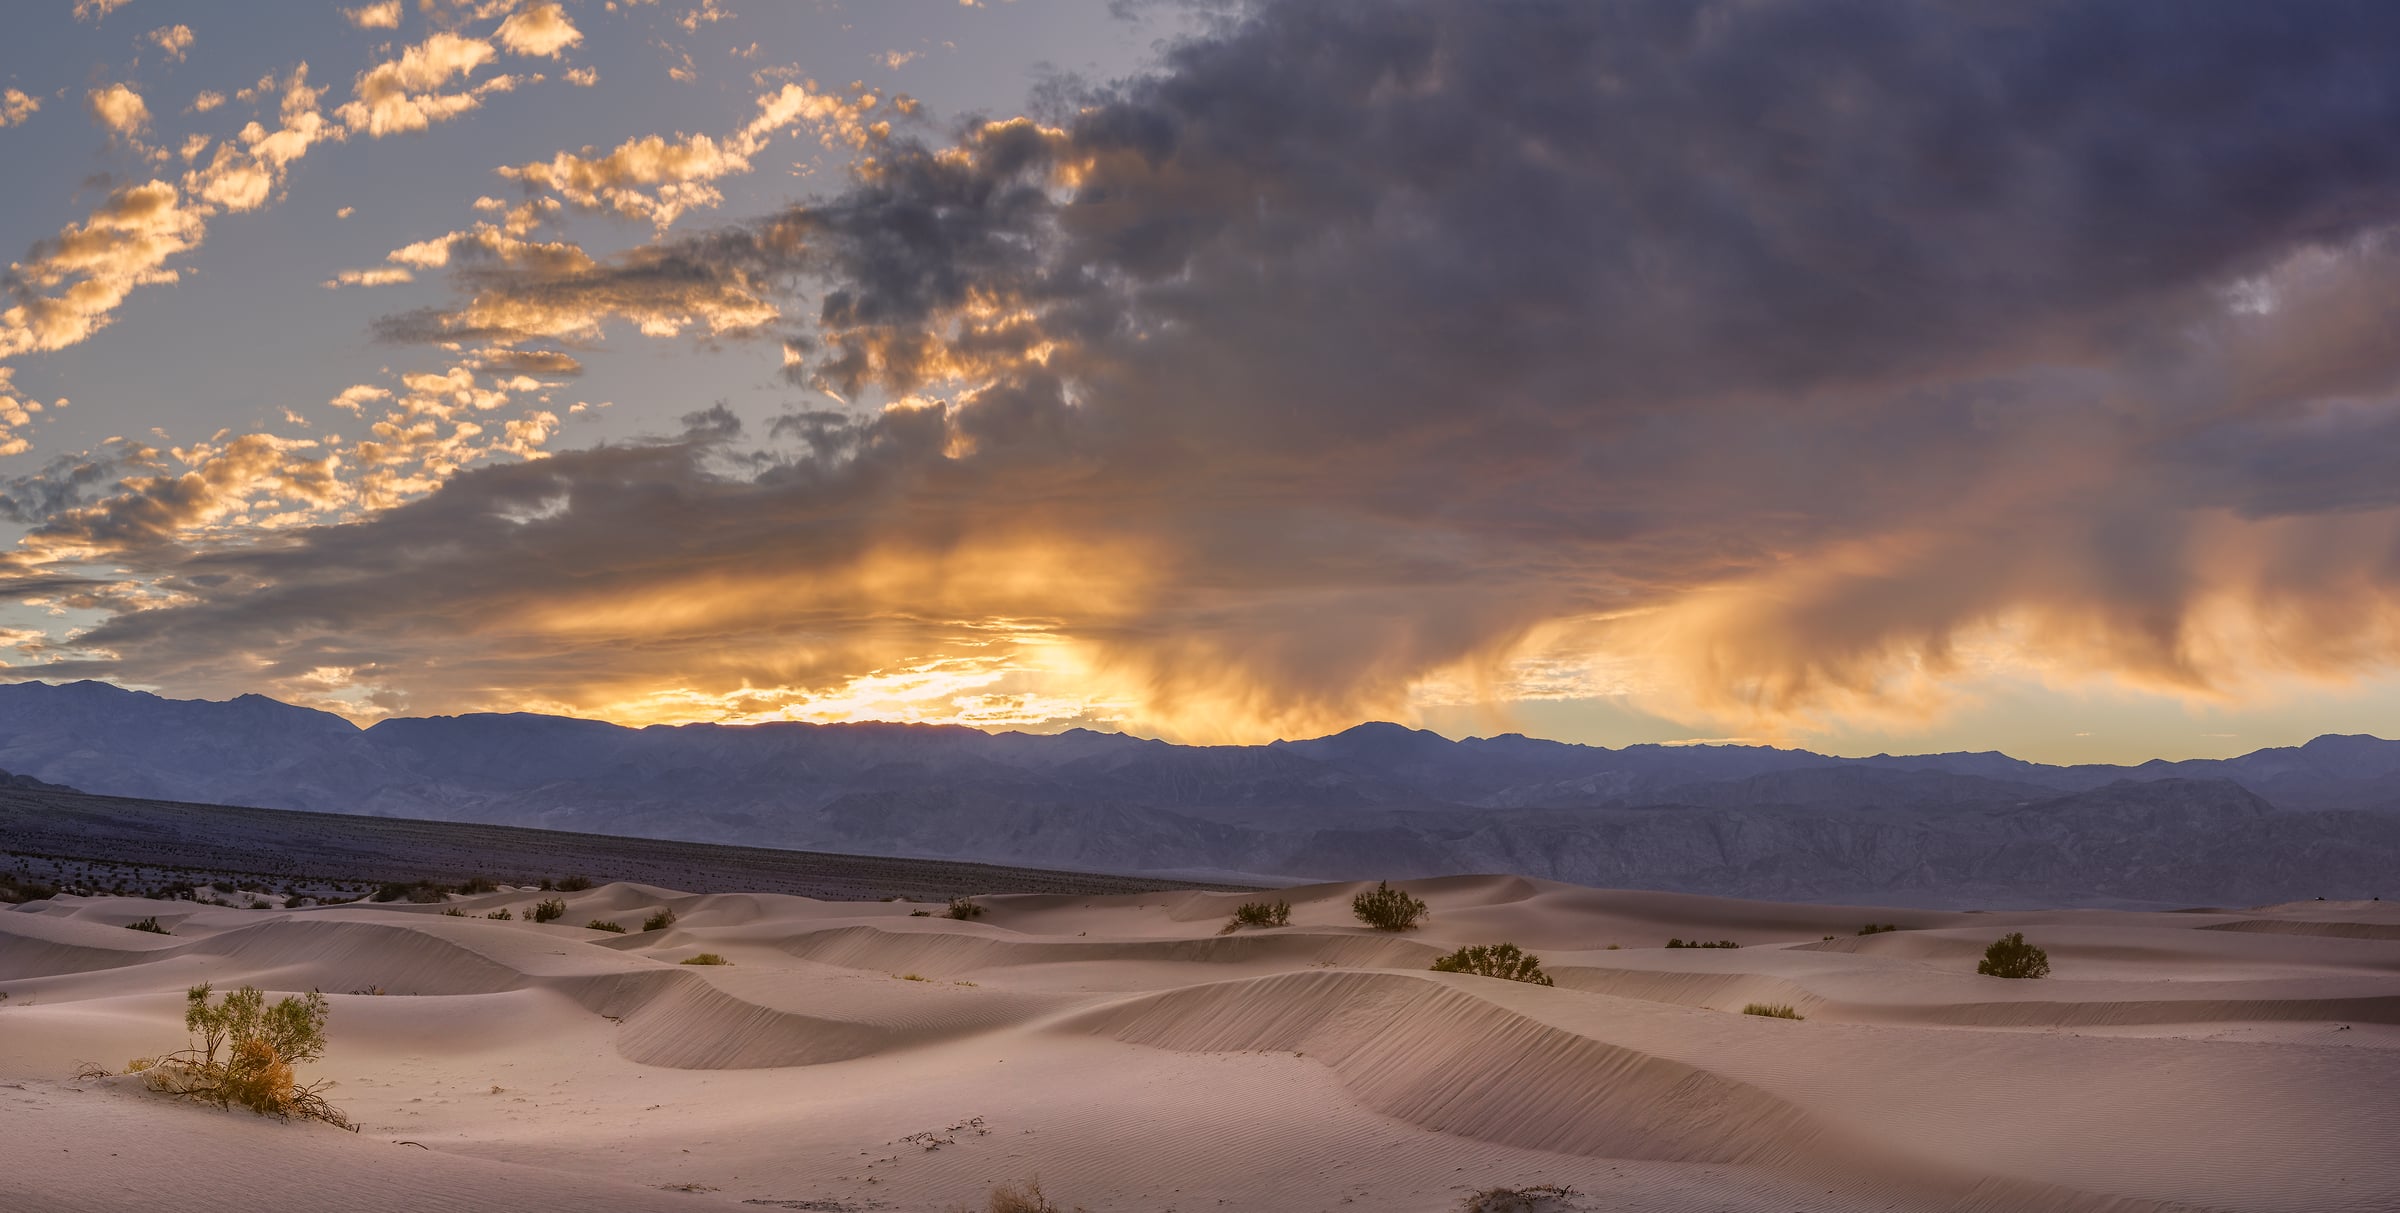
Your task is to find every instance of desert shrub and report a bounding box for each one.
[1429,942,1554,986]
[681,953,730,966]
[945,897,986,921]
[458,876,499,894]
[1224,900,1292,932]
[1665,938,1740,949]
[130,983,351,1128]
[979,1177,1082,1213]
[485,908,513,920]
[1352,881,1428,931]
[0,873,61,903]
[1857,923,1899,935]
[1742,1003,1804,1019]
[642,907,678,931]
[1977,932,2050,980]
[285,894,313,908]
[585,919,627,933]
[372,880,448,904]
[530,898,567,924]
[210,880,238,895]
[556,875,594,892]
[126,917,170,935]
[441,907,466,917]
[909,909,933,917]
[1461,1185,1578,1212]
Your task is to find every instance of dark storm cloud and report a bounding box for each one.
[27,0,2400,733]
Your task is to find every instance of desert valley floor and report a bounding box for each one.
[4,877,2398,1212]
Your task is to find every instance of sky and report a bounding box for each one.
[0,0,2398,764]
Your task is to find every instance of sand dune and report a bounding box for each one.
[5,875,2397,1211]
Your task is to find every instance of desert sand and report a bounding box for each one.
[4,877,2397,1212]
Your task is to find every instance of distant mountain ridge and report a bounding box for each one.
[0,679,2394,907]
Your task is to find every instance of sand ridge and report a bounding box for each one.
[4,874,2396,1211]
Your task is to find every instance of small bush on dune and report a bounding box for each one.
[126,917,170,935]
[1857,923,1899,935]
[1742,1002,1803,1019]
[1977,932,2050,980]
[530,898,567,924]
[1352,881,1428,931]
[1430,942,1554,986]
[681,953,730,966]
[458,876,499,894]
[946,897,986,921]
[1222,900,1292,933]
[556,875,594,892]
[642,908,678,932]
[1462,1184,1578,1212]
[485,908,513,920]
[974,1177,1083,1213]
[123,983,352,1129]
[1665,938,1740,949]
[586,919,626,933]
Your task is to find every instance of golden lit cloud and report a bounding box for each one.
[495,1,582,57]
[0,180,205,358]
[86,83,150,136]
[0,89,38,128]
[336,32,504,137]
[146,23,194,63]
[342,1,402,30]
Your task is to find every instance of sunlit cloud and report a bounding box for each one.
[336,31,506,137]
[342,1,402,30]
[0,89,38,128]
[495,2,582,58]
[146,23,194,63]
[86,83,151,137]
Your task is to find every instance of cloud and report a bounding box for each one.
[0,179,206,358]
[343,1,402,29]
[495,1,582,57]
[23,1,2400,740]
[190,89,224,112]
[563,66,598,87]
[0,89,38,128]
[72,0,131,22]
[86,83,150,136]
[326,267,414,288]
[495,82,892,229]
[336,31,505,137]
[146,23,193,62]
[181,66,337,213]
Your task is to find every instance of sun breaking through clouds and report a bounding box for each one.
[3,0,2400,760]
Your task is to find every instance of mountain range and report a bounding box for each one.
[1,679,2395,906]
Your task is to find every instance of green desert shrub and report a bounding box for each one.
[125,916,170,934]
[1742,1002,1803,1019]
[680,953,730,966]
[1352,881,1428,931]
[1977,932,2050,979]
[485,908,513,920]
[1223,900,1292,933]
[1429,942,1554,986]
[529,898,567,924]
[1857,923,1900,935]
[441,907,466,917]
[458,876,499,894]
[127,983,351,1128]
[1665,938,1740,949]
[641,908,678,932]
[945,897,986,921]
[555,875,594,892]
[585,919,627,933]
[0,873,62,903]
